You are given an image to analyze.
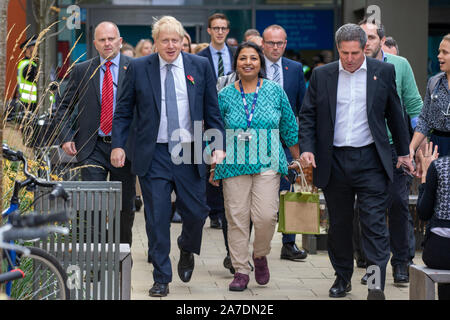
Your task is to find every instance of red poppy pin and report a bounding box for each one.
[187,75,195,85]
[285,66,288,70]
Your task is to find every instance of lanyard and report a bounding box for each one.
[238,78,261,129]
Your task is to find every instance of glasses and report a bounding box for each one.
[211,27,229,33]
[265,41,286,48]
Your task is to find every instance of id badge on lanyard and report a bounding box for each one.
[238,78,261,141]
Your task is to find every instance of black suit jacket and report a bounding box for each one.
[112,52,226,177]
[56,54,132,162]
[298,57,410,188]
[197,44,236,81]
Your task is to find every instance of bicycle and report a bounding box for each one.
[1,144,71,300]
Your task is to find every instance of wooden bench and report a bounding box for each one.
[409,264,450,300]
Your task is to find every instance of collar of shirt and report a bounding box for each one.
[265,56,282,70]
[209,44,227,56]
[338,56,367,74]
[381,50,387,62]
[159,52,184,71]
[100,53,121,70]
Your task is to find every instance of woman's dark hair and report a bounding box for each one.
[233,41,266,80]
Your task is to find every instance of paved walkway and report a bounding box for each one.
[130,209,417,300]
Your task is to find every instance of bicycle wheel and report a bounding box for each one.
[9,246,69,300]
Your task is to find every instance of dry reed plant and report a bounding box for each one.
[2,22,112,203]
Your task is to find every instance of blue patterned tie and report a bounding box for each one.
[165,64,180,152]
[271,63,280,84]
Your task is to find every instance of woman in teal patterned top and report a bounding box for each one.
[209,42,301,292]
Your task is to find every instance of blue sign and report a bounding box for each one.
[256,10,334,50]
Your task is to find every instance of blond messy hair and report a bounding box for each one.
[152,16,185,41]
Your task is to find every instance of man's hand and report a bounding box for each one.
[211,150,226,165]
[62,142,77,156]
[111,148,126,168]
[300,152,316,168]
[396,155,415,175]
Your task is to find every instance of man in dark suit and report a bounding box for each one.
[111,16,226,297]
[197,13,235,230]
[198,13,235,82]
[261,24,308,261]
[298,24,414,300]
[57,21,136,246]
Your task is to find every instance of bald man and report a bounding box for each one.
[56,21,136,245]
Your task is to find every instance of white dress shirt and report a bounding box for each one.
[157,53,193,143]
[264,57,284,88]
[333,57,374,147]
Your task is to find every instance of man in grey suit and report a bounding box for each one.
[56,21,136,245]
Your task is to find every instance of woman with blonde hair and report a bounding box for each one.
[182,32,192,53]
[135,39,153,57]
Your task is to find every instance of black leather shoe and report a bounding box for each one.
[135,196,143,212]
[367,288,385,300]
[178,240,195,283]
[361,273,368,285]
[280,243,308,261]
[393,264,409,285]
[329,277,352,298]
[223,255,235,274]
[149,282,169,297]
[210,217,222,229]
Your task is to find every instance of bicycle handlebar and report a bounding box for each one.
[2,226,69,242]
[8,211,69,228]
[2,144,70,202]
[0,269,25,284]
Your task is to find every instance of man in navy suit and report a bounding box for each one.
[262,24,308,261]
[111,16,226,297]
[198,13,235,82]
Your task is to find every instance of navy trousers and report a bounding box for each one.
[139,143,209,284]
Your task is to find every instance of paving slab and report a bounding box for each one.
[130,209,418,300]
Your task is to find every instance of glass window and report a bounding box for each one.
[108,0,250,5]
[255,0,335,5]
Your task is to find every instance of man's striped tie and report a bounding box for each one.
[217,51,224,77]
[100,61,113,135]
[271,63,280,84]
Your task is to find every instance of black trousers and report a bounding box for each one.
[422,231,450,300]
[323,144,390,290]
[81,139,136,246]
[353,145,416,266]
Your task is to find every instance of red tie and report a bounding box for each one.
[100,61,113,135]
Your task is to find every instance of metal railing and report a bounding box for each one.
[34,181,130,300]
